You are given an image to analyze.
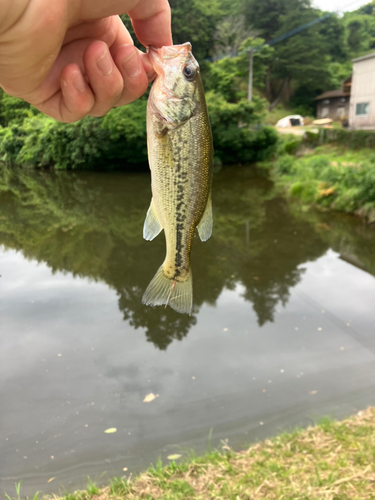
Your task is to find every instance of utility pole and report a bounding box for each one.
[248,48,254,102]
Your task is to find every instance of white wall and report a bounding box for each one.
[349,56,375,130]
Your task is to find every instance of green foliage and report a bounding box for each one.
[343,5,375,57]
[243,0,313,40]
[318,128,375,150]
[169,0,223,61]
[318,14,348,63]
[284,140,301,158]
[275,145,375,222]
[205,37,274,102]
[0,86,276,168]
[0,92,39,126]
[327,61,352,90]
[0,100,148,170]
[206,91,278,163]
[100,100,147,163]
[125,0,370,111]
[275,155,296,175]
[1,116,107,169]
[270,12,333,108]
[205,56,246,102]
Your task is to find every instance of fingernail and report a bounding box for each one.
[147,70,156,81]
[122,49,141,78]
[97,46,113,76]
[72,71,86,93]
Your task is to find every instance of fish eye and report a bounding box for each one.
[183,64,196,81]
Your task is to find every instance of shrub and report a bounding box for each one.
[0,90,278,170]
[304,128,375,150]
[0,100,148,170]
[0,90,39,126]
[276,149,375,222]
[283,138,302,156]
[275,155,296,175]
[206,91,278,164]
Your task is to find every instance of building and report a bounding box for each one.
[315,77,351,121]
[349,52,375,130]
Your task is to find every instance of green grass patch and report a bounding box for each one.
[273,144,375,223]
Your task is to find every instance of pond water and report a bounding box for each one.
[1,166,375,498]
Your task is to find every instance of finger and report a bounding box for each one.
[129,0,172,48]
[83,41,124,117]
[74,0,140,21]
[25,38,94,107]
[75,0,173,47]
[63,16,132,51]
[140,52,156,82]
[35,64,95,122]
[112,45,149,106]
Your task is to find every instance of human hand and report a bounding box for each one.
[0,0,172,122]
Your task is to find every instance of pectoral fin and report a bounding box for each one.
[143,199,163,241]
[197,195,213,242]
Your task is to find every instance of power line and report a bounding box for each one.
[208,0,367,61]
[266,12,333,48]
[255,0,367,52]
[206,0,368,100]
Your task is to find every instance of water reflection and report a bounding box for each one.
[0,166,375,349]
[2,165,375,498]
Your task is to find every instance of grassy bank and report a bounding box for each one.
[7,407,375,500]
[271,133,375,223]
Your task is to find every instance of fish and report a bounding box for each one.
[142,42,213,315]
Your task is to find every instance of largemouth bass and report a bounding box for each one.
[142,42,213,315]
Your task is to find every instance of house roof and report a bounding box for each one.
[352,52,375,63]
[314,89,349,101]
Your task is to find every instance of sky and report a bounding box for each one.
[313,0,371,12]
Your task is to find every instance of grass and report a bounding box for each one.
[272,143,375,223]
[5,482,40,500]
[8,407,374,500]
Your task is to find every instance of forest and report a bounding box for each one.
[1,0,375,170]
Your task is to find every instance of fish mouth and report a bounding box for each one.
[147,43,192,75]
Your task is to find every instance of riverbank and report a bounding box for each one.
[9,407,373,500]
[270,133,375,224]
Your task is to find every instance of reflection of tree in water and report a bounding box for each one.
[118,286,196,350]
[2,165,372,348]
[288,202,375,278]
[237,197,326,325]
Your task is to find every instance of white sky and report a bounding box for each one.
[313,0,371,12]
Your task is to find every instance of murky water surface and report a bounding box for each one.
[1,166,375,497]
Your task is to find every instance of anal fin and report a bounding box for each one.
[143,199,163,241]
[197,195,213,242]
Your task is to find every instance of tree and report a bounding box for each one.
[242,0,312,40]
[213,15,259,57]
[343,4,375,57]
[319,14,348,63]
[168,0,223,60]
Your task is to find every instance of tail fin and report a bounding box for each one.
[142,265,193,315]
